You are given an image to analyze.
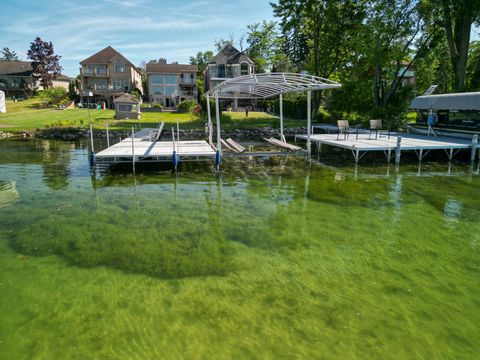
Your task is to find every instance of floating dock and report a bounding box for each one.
[295,133,478,163]
[94,128,216,164]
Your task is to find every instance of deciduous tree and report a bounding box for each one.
[27,37,62,89]
[440,0,480,91]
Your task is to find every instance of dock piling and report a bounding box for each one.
[106,122,110,147]
[131,127,135,171]
[89,123,95,164]
[395,136,402,165]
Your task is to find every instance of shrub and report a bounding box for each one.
[153,103,163,109]
[176,99,197,113]
[37,87,68,107]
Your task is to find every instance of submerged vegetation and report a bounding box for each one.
[0,139,480,357]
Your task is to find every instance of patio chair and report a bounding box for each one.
[336,120,359,140]
[368,119,390,140]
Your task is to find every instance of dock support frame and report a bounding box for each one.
[215,91,222,170]
[206,94,213,145]
[307,90,311,162]
[395,136,402,165]
[471,134,478,163]
[89,123,95,164]
[279,93,285,142]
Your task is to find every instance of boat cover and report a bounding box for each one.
[410,92,480,111]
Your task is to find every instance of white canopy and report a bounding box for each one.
[205,72,341,99]
[0,90,6,113]
[411,92,480,111]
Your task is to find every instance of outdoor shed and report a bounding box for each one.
[114,93,141,120]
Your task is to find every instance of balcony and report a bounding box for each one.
[179,90,196,97]
[179,77,196,84]
[81,67,109,77]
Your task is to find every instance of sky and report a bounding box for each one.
[0,0,274,77]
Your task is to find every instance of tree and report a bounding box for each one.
[0,47,19,61]
[214,36,234,52]
[440,0,480,91]
[246,20,279,73]
[466,41,480,90]
[366,0,437,116]
[27,37,62,89]
[189,51,214,76]
[272,0,367,116]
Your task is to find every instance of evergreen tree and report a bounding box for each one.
[0,47,19,61]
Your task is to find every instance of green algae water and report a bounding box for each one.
[0,139,479,359]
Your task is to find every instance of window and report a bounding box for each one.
[112,78,129,90]
[218,64,225,78]
[165,86,176,96]
[117,104,137,112]
[226,65,232,78]
[114,61,125,73]
[241,63,249,76]
[151,85,164,95]
[84,65,94,74]
[164,74,177,84]
[87,78,107,90]
[150,75,164,84]
[149,74,178,96]
[209,65,217,78]
[96,66,107,75]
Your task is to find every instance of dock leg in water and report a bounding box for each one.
[395,136,402,165]
[471,134,478,163]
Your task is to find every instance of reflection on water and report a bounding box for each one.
[0,180,19,208]
[0,138,479,358]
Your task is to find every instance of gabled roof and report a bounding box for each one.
[113,92,140,104]
[80,46,136,69]
[210,44,254,65]
[0,61,33,76]
[146,63,197,73]
[54,74,73,81]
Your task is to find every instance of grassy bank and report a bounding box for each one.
[0,99,307,133]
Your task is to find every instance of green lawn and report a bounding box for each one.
[0,99,309,133]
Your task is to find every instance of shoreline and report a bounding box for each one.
[0,126,309,141]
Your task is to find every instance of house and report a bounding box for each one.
[146,60,197,110]
[204,44,255,93]
[79,46,143,108]
[0,60,38,98]
[51,74,73,90]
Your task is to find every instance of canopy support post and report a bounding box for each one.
[279,93,285,142]
[206,93,212,145]
[307,90,312,162]
[215,91,222,170]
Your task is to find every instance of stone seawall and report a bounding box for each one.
[10,127,309,141]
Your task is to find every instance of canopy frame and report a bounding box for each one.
[204,73,342,167]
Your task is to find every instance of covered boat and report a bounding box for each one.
[408,92,480,138]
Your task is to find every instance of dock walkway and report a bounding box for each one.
[295,133,476,163]
[95,128,216,164]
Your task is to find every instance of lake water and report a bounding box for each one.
[0,139,479,359]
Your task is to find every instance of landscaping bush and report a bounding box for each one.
[176,99,197,113]
[153,103,163,110]
[37,87,68,107]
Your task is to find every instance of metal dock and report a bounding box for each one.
[295,133,478,163]
[94,128,216,164]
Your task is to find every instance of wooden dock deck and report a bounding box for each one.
[295,133,477,163]
[94,128,216,163]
